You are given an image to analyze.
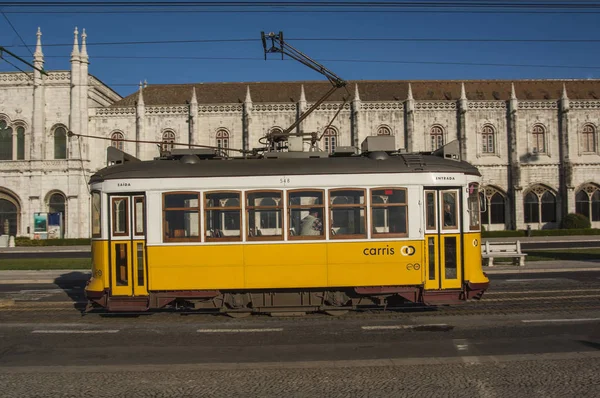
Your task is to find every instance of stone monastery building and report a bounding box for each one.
[2,28,600,239]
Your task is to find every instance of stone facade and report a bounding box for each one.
[2,28,600,239]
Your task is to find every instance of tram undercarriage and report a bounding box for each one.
[86,282,488,315]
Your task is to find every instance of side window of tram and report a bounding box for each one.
[91,191,101,237]
[442,192,458,229]
[468,183,480,231]
[371,188,408,237]
[425,191,437,230]
[330,189,366,238]
[288,190,325,238]
[246,191,283,239]
[205,192,241,240]
[112,198,128,236]
[163,193,200,242]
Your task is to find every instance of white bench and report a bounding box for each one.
[481,240,527,267]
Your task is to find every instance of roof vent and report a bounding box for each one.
[368,151,389,160]
[433,140,461,161]
[180,155,200,164]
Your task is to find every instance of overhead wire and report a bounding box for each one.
[1,11,34,56]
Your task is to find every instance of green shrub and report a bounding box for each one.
[560,213,591,229]
[15,237,91,247]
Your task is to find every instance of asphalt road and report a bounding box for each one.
[0,271,598,397]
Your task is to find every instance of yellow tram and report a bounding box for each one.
[85,139,489,314]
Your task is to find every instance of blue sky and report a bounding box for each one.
[1,1,600,97]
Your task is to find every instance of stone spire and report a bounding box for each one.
[137,81,145,106]
[460,82,467,100]
[406,82,414,113]
[80,28,88,63]
[509,83,518,113]
[190,86,198,105]
[459,82,468,113]
[71,27,80,61]
[299,84,306,103]
[244,85,252,103]
[561,83,569,111]
[353,83,361,101]
[33,27,43,64]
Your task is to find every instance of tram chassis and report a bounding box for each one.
[86,281,488,314]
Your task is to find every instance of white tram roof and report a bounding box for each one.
[90,151,480,184]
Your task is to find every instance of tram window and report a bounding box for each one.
[330,189,366,239]
[468,183,480,231]
[442,192,458,229]
[371,188,408,237]
[134,197,145,236]
[246,191,283,240]
[425,191,437,230]
[163,192,200,242]
[288,190,325,239]
[112,197,128,236]
[205,192,241,241]
[91,191,101,237]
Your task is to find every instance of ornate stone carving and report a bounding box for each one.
[200,104,243,113]
[362,102,404,110]
[468,101,506,110]
[96,107,136,116]
[253,104,296,112]
[415,102,457,110]
[146,106,189,115]
[571,101,600,109]
[518,101,558,110]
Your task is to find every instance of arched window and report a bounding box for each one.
[481,125,495,154]
[48,192,67,237]
[54,126,67,159]
[0,189,20,236]
[532,124,546,154]
[0,119,13,161]
[110,131,124,151]
[216,129,230,155]
[575,184,600,221]
[481,187,506,226]
[377,126,392,136]
[430,125,444,151]
[524,186,556,223]
[582,124,596,153]
[161,130,176,153]
[323,127,337,154]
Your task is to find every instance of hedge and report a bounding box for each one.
[15,237,91,246]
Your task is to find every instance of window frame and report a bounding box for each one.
[204,190,242,242]
[111,131,125,151]
[133,196,145,237]
[162,191,201,243]
[430,125,444,151]
[54,126,68,160]
[532,124,546,154]
[245,190,284,241]
[91,191,102,238]
[287,189,326,241]
[111,197,129,237]
[582,124,596,154]
[481,125,495,154]
[370,187,408,238]
[329,188,367,240]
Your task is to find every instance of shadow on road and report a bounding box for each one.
[54,271,90,314]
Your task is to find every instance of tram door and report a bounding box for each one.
[109,195,148,297]
[424,188,462,290]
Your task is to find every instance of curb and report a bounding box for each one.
[484,267,600,274]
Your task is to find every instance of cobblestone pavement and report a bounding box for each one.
[1,356,598,397]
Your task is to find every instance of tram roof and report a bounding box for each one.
[89,153,480,183]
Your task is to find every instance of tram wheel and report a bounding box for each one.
[225,311,252,318]
[324,310,349,317]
